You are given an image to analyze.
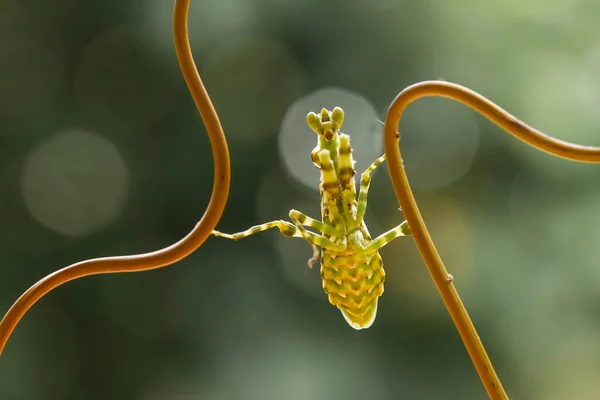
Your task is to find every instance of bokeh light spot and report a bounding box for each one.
[203,35,304,142]
[141,371,207,400]
[74,25,177,132]
[513,50,600,180]
[358,0,405,10]
[21,129,130,237]
[398,97,480,190]
[383,191,472,315]
[143,0,259,54]
[0,22,66,117]
[0,304,79,399]
[255,167,324,300]
[508,170,600,272]
[204,333,392,399]
[279,87,382,191]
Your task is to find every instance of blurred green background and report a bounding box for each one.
[1,0,600,399]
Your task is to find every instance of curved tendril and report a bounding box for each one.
[384,80,600,400]
[0,0,230,355]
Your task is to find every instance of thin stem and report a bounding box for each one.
[0,0,230,355]
[383,80,600,400]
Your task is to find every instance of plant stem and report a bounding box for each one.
[0,0,230,355]
[384,80,600,399]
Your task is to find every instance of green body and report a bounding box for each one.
[213,107,411,330]
[320,231,384,329]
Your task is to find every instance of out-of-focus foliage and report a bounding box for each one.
[1,0,600,399]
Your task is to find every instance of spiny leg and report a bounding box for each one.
[213,220,343,249]
[288,210,347,267]
[289,209,345,237]
[213,216,346,267]
[350,154,387,230]
[212,220,298,240]
[358,220,412,253]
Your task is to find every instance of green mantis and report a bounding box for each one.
[213,107,412,329]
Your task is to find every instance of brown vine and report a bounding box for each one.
[384,81,600,399]
[1,2,600,400]
[0,0,230,355]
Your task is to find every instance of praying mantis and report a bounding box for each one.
[213,107,412,329]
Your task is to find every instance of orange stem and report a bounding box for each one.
[384,80,600,400]
[2,7,599,400]
[0,0,230,355]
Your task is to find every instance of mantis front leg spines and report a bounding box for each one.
[212,107,412,329]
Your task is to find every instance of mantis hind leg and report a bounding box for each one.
[358,220,412,253]
[212,220,338,247]
[212,220,299,240]
[288,209,345,238]
[212,211,346,267]
[288,209,347,266]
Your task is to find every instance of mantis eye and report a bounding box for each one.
[331,107,344,131]
[306,112,322,134]
[306,108,342,140]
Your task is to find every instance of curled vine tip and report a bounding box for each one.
[381,78,600,399]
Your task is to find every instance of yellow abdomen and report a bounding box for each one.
[320,251,385,330]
